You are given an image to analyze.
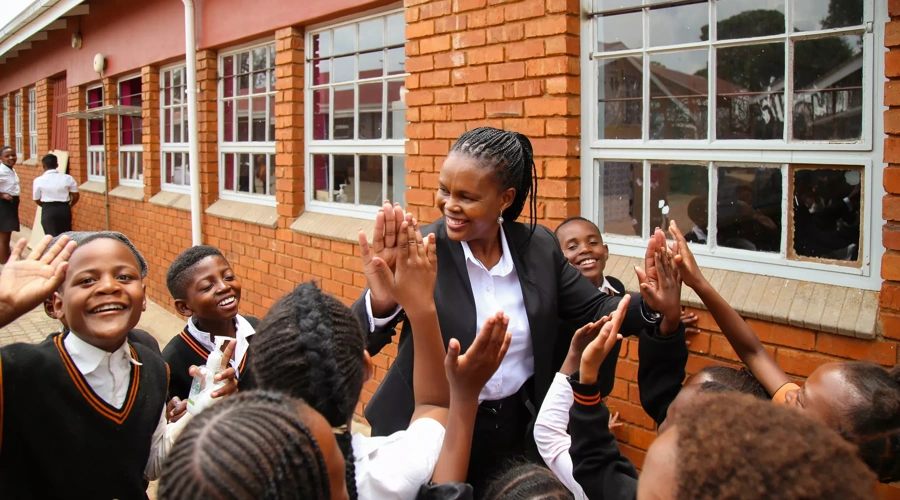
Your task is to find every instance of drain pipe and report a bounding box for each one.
[183,0,202,246]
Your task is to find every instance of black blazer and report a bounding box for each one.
[352,219,658,436]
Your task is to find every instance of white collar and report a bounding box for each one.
[691,226,707,240]
[600,277,621,296]
[186,314,255,350]
[42,169,60,175]
[460,225,515,277]
[63,332,141,375]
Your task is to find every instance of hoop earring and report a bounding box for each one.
[498,210,504,225]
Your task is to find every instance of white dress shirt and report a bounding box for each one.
[185,314,255,379]
[366,226,533,402]
[0,164,20,196]
[352,417,445,500]
[600,277,620,296]
[63,333,193,481]
[33,169,78,202]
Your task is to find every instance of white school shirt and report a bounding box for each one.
[63,333,193,481]
[33,169,78,202]
[185,314,255,378]
[366,226,533,402]
[534,282,617,500]
[0,164,20,196]
[352,417,446,500]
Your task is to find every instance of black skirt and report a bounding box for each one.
[41,201,72,237]
[0,196,20,233]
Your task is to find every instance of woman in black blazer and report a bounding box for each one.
[352,128,681,493]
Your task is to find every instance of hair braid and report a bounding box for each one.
[158,391,332,500]
[450,127,537,238]
[335,431,360,500]
[483,462,574,500]
[839,363,900,483]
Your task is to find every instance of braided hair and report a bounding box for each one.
[449,127,538,237]
[838,362,900,483]
[695,366,768,400]
[158,391,332,500]
[483,462,574,500]
[250,281,366,500]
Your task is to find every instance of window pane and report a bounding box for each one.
[792,35,862,141]
[598,56,642,139]
[237,100,250,141]
[237,153,251,193]
[313,88,330,140]
[387,47,405,75]
[334,85,355,140]
[334,55,355,83]
[359,51,384,79]
[252,155,267,194]
[314,59,330,85]
[252,96,267,141]
[313,31,332,58]
[387,80,406,139]
[163,109,171,143]
[592,0,641,11]
[792,167,861,262]
[715,0,785,40]
[334,154,355,203]
[268,94,276,142]
[312,154,331,200]
[359,155,383,206]
[224,153,236,191]
[716,42,785,140]
[649,162,709,240]
[716,165,782,252]
[223,101,234,142]
[794,0,862,31]
[386,14,405,46]
[334,25,355,55]
[388,155,404,205]
[253,70,267,93]
[596,12,641,52]
[600,160,642,237]
[359,19,384,51]
[359,82,384,139]
[649,2,708,47]
[650,50,708,140]
[252,47,267,72]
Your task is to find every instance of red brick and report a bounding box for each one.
[406,55,435,73]
[435,14,467,33]
[881,282,900,311]
[886,138,900,164]
[530,137,577,157]
[406,188,435,206]
[452,103,486,120]
[888,81,900,107]
[434,87,467,104]
[744,319,817,350]
[885,223,900,251]
[420,35,452,54]
[524,97,575,117]
[504,0,544,21]
[886,166,900,195]
[775,348,839,378]
[454,0,486,12]
[887,50,900,79]
[544,35,580,56]
[891,0,900,17]
[452,30,486,49]
[885,251,900,281]
[468,46,505,65]
[488,62,526,81]
[407,123,435,139]
[816,333,897,365]
[507,39,545,61]
[420,0,452,20]
[433,52,468,69]
[545,117,580,136]
[486,23,524,43]
[467,6,505,28]
[435,121,467,138]
[420,70,451,87]
[611,400,656,430]
[504,117,545,137]
[509,79,543,98]
[421,105,452,121]
[546,0,579,14]
[524,15,578,37]
[406,21,436,40]
[882,310,900,341]
[420,139,452,155]
[486,100,522,118]
[627,425,658,451]
[469,82,505,101]
[526,56,579,77]
[887,110,900,136]
[406,89,435,106]
[452,66,487,85]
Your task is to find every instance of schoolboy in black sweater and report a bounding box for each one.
[162,245,259,411]
[0,231,236,499]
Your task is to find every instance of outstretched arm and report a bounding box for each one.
[0,236,76,329]
[670,221,790,396]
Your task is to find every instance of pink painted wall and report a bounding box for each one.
[0,0,396,95]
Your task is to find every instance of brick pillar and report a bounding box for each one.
[103,78,119,188]
[0,94,5,146]
[20,88,30,161]
[142,66,161,199]
[881,3,900,343]
[403,0,582,226]
[36,78,52,156]
[274,27,305,223]
[67,86,87,182]
[197,50,219,208]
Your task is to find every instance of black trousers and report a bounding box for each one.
[40,202,72,237]
[466,389,536,498]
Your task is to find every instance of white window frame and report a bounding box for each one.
[28,88,36,159]
[305,6,408,219]
[580,0,885,290]
[14,93,22,159]
[117,74,143,187]
[2,97,9,148]
[161,63,190,193]
[217,39,277,206]
[86,84,105,182]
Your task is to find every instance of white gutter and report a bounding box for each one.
[0,0,83,58]
[183,0,202,246]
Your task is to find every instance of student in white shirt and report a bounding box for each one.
[0,146,21,263]
[33,153,79,236]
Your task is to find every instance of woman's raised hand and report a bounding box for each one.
[373,201,410,272]
[392,220,438,316]
[358,201,412,315]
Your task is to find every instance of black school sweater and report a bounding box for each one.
[0,332,168,500]
[636,322,689,425]
[161,316,259,401]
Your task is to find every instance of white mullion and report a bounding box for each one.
[711,33,788,49]
[596,159,604,231]
[708,161,718,251]
[780,163,789,258]
[644,40,709,54]
[708,0,716,143]
[787,25,866,41]
[382,154,388,202]
[382,53,388,140]
[641,6,650,142]
[354,154,360,205]
[591,48,644,59]
[784,0,793,143]
[860,0,874,148]
[641,159,650,239]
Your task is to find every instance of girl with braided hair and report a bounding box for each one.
[158,391,349,500]
[353,127,683,492]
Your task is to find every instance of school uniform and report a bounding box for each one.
[636,323,689,425]
[0,331,186,499]
[0,163,20,233]
[32,168,78,236]
[161,315,259,401]
[354,219,661,491]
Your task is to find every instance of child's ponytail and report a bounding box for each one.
[335,431,360,500]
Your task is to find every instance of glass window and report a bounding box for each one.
[162,65,190,191]
[86,85,105,180]
[219,43,276,201]
[306,9,407,215]
[2,97,8,148]
[118,76,143,185]
[28,88,36,159]
[14,93,22,160]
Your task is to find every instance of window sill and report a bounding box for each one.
[206,199,278,228]
[149,191,191,212]
[290,211,374,244]
[23,158,37,167]
[109,185,144,201]
[604,254,879,340]
[79,181,107,194]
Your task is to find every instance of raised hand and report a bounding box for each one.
[445,311,512,400]
[635,228,665,298]
[0,236,77,329]
[373,201,410,273]
[560,316,610,376]
[359,202,414,316]
[391,220,437,316]
[669,220,706,289]
[579,295,629,385]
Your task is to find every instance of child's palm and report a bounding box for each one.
[0,237,75,324]
[446,312,511,397]
[580,296,629,385]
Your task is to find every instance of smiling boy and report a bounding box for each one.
[162,245,259,404]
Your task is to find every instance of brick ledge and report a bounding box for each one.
[149,191,191,212]
[290,211,375,244]
[605,254,879,340]
[205,199,278,228]
[109,185,144,201]
[79,180,107,194]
